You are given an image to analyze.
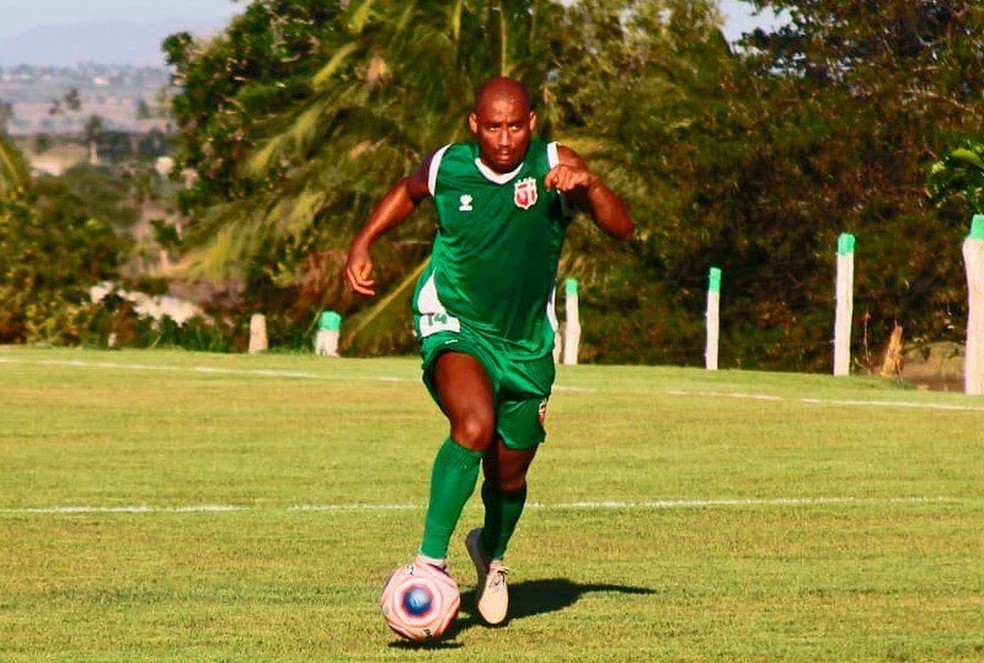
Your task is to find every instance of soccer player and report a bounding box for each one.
[344,77,633,625]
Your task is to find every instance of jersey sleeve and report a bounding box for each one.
[427,144,453,197]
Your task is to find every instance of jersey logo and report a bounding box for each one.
[459,194,473,212]
[514,177,538,210]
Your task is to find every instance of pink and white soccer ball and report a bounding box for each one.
[380,561,460,641]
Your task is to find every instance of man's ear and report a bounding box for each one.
[468,112,478,134]
[528,111,537,132]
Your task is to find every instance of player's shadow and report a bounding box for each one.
[388,638,464,652]
[451,578,655,635]
[386,578,655,647]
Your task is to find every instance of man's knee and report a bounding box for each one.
[451,411,495,451]
[485,444,536,492]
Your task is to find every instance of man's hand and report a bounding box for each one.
[548,145,634,241]
[342,156,434,297]
[544,163,598,194]
[344,243,377,296]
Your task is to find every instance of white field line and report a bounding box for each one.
[291,496,955,510]
[0,496,955,516]
[797,396,984,412]
[0,504,250,514]
[663,389,984,413]
[0,356,409,383]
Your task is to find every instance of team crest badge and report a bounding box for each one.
[538,398,548,425]
[514,177,538,210]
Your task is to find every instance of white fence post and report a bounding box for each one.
[963,214,984,395]
[315,311,342,357]
[705,267,721,371]
[248,314,267,354]
[833,233,856,377]
[562,278,580,366]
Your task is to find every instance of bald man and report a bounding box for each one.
[345,77,633,626]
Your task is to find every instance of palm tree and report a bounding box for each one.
[176,0,566,351]
[929,141,984,215]
[83,115,104,166]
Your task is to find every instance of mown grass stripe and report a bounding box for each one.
[8,355,984,406]
[0,355,605,389]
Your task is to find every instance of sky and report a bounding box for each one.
[0,0,785,66]
[0,0,242,39]
[718,0,786,42]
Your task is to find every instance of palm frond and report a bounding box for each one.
[928,142,984,213]
[0,134,30,200]
[312,41,362,90]
[245,99,334,177]
[346,0,377,36]
[946,147,984,172]
[340,257,427,354]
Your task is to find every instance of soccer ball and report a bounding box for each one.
[380,561,460,641]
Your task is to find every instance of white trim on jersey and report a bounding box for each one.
[428,144,452,197]
[473,157,523,185]
[546,285,559,332]
[547,141,560,168]
[546,141,575,218]
[416,271,461,337]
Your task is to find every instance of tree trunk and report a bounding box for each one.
[879,323,903,378]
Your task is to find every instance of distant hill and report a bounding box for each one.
[1,65,171,136]
[0,18,228,67]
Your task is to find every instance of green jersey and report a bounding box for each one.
[412,139,573,359]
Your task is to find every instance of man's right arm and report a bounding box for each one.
[344,154,434,296]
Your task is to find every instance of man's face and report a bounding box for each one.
[468,94,536,174]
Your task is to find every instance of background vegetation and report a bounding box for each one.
[4,0,984,371]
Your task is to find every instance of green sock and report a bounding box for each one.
[480,481,527,560]
[419,438,483,559]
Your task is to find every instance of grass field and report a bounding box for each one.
[2,347,983,662]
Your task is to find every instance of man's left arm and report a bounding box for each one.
[544,145,634,241]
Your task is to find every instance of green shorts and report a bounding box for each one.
[419,329,556,451]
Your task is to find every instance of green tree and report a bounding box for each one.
[33,133,53,155]
[0,99,14,134]
[56,163,140,231]
[136,98,152,121]
[680,0,984,369]
[163,1,349,209]
[0,132,138,343]
[83,115,104,164]
[64,88,82,112]
[929,141,984,216]
[547,0,736,363]
[0,133,29,200]
[0,166,132,343]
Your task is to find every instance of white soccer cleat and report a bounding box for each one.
[465,527,510,625]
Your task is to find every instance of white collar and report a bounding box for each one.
[474,158,523,185]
